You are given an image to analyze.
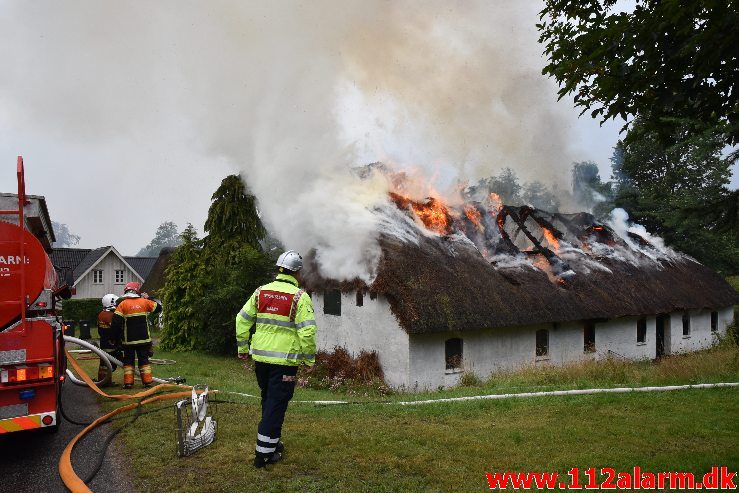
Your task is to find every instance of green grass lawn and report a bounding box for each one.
[64,341,739,493]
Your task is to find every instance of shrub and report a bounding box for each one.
[297,346,389,395]
[60,298,101,325]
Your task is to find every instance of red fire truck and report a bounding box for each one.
[0,157,68,434]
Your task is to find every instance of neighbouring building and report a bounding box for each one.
[50,247,157,300]
[303,203,739,390]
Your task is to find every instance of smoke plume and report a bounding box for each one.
[0,1,578,281]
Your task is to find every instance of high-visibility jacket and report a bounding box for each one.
[235,273,317,366]
[111,294,162,346]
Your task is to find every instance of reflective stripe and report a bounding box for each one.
[295,319,316,329]
[250,349,314,360]
[237,340,249,347]
[256,317,295,329]
[239,310,255,322]
[258,433,279,443]
[255,445,276,454]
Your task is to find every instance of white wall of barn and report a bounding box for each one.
[312,289,735,390]
[73,251,139,299]
[668,307,734,354]
[312,291,410,388]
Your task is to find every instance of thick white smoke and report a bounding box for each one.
[0,1,579,281]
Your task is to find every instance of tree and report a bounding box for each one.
[612,120,737,273]
[137,221,181,257]
[158,175,273,355]
[521,181,560,212]
[571,161,614,215]
[538,1,739,150]
[52,221,80,247]
[204,175,266,249]
[159,224,203,351]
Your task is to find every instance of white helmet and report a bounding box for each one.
[102,294,119,310]
[276,250,303,272]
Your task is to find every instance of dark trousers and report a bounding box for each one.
[122,345,150,367]
[254,361,298,456]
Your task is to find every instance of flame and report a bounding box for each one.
[464,205,482,230]
[542,228,560,251]
[389,192,451,235]
[488,192,503,215]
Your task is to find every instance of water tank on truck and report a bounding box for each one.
[0,156,68,434]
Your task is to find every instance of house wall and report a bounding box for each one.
[669,307,734,354]
[313,291,410,388]
[314,287,736,390]
[406,317,657,390]
[74,251,140,299]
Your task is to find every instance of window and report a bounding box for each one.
[115,270,124,284]
[445,338,463,370]
[356,290,363,307]
[535,329,549,357]
[710,311,718,332]
[93,270,103,284]
[584,323,595,353]
[369,291,377,300]
[682,312,690,337]
[323,290,341,316]
[637,318,647,344]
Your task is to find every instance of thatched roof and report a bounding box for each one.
[304,230,739,335]
[141,247,175,296]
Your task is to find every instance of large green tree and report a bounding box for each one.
[613,120,737,273]
[538,0,739,150]
[159,176,273,354]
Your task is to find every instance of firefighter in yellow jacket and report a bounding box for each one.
[236,250,317,468]
[111,282,162,389]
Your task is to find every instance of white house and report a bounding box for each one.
[50,247,157,300]
[305,205,738,390]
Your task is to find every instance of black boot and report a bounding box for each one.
[254,451,283,468]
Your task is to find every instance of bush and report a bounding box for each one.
[297,347,390,395]
[60,298,101,325]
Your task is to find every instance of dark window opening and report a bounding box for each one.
[682,312,690,336]
[536,329,549,357]
[369,291,377,300]
[356,290,363,307]
[323,290,341,316]
[710,311,718,332]
[637,318,647,343]
[584,323,595,353]
[445,338,463,370]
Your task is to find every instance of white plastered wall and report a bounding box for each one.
[670,307,734,354]
[313,291,410,388]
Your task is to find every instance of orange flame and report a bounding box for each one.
[388,192,451,235]
[488,193,503,215]
[411,197,451,234]
[542,228,560,251]
[464,205,482,230]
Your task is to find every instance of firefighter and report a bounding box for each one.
[235,250,317,468]
[111,282,162,389]
[97,293,122,386]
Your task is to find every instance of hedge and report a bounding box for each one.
[60,298,101,326]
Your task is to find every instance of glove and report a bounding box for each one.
[148,346,154,357]
[238,353,250,361]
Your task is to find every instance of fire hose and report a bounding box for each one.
[60,337,194,493]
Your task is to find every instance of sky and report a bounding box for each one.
[0,1,735,260]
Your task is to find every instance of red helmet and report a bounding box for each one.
[124,282,141,294]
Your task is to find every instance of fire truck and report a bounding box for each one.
[0,157,69,434]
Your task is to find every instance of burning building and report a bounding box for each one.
[302,168,739,390]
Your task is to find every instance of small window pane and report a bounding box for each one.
[356,290,363,307]
[323,290,341,316]
[536,329,548,356]
[445,338,463,370]
[637,318,647,343]
[682,313,690,336]
[710,311,718,332]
